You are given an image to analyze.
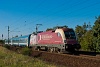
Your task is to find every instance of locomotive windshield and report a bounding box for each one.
[64,31,76,39]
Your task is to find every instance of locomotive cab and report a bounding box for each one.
[64,28,81,51]
[55,28,81,52]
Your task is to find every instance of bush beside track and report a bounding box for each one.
[0,46,62,67]
[3,45,100,67]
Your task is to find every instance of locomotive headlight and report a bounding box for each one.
[64,40,67,43]
[66,45,68,49]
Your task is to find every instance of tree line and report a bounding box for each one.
[75,16,100,52]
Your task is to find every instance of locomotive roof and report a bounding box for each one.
[62,28,73,31]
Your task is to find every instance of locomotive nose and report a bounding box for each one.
[66,39,78,44]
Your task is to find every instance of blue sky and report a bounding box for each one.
[0,0,100,39]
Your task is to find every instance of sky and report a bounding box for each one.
[0,0,100,39]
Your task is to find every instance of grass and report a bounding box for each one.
[0,46,59,67]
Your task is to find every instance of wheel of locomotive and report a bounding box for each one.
[37,47,40,51]
[57,49,63,54]
[47,47,52,52]
[50,48,53,53]
[53,47,62,54]
[55,48,59,53]
[44,46,48,51]
[35,46,40,51]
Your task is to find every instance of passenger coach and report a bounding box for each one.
[5,35,31,47]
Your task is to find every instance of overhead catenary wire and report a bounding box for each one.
[10,0,71,31]
[15,0,91,32]
[22,0,90,26]
[20,0,100,32]
[6,0,46,37]
[47,3,100,28]
[18,0,90,31]
[10,0,46,31]
[3,0,100,38]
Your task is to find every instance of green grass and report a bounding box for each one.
[0,46,58,67]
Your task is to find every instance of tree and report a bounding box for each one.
[80,30,94,51]
[75,22,93,51]
[0,40,4,44]
[75,25,86,50]
[92,16,100,52]
[75,25,87,43]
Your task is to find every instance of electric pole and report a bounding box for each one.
[36,24,42,34]
[8,26,10,45]
[2,34,3,40]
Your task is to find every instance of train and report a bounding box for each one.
[5,27,81,53]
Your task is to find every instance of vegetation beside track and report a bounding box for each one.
[0,40,4,46]
[3,45,100,67]
[75,16,100,52]
[0,46,63,67]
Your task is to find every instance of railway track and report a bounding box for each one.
[76,50,99,55]
[3,45,100,67]
[9,45,100,57]
[30,50,100,67]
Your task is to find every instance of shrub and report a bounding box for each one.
[3,44,10,49]
[21,47,31,55]
[0,40,4,44]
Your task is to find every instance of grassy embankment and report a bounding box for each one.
[0,46,58,67]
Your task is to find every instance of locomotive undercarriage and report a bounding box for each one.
[65,44,81,53]
[31,44,81,53]
[31,44,65,53]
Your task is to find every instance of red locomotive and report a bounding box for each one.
[30,26,81,53]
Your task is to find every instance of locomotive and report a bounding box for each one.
[5,27,81,53]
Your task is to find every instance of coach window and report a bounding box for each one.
[57,32,61,37]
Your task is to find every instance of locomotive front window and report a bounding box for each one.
[64,31,76,39]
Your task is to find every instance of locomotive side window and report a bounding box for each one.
[64,31,76,39]
[57,32,61,37]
